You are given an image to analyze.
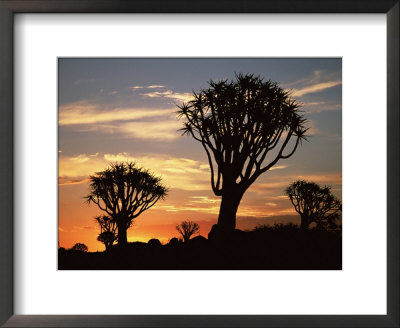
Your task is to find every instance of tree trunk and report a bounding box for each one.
[117,221,128,246]
[217,189,243,232]
[300,215,309,230]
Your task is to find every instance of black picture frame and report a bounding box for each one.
[0,1,398,327]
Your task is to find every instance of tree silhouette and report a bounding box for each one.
[71,243,88,252]
[177,73,308,233]
[176,220,200,242]
[285,180,342,231]
[94,215,117,251]
[86,162,168,246]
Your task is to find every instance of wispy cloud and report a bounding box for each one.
[59,152,210,191]
[294,173,342,185]
[189,196,220,204]
[301,101,341,113]
[59,101,182,140]
[285,70,342,98]
[303,101,325,107]
[286,70,340,88]
[75,119,181,140]
[58,177,90,186]
[235,202,296,217]
[251,172,342,196]
[156,203,221,215]
[117,120,181,140]
[130,85,165,90]
[59,103,173,126]
[291,81,341,97]
[270,165,287,171]
[141,90,193,103]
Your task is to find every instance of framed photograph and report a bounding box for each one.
[0,1,398,327]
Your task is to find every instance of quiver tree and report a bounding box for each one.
[86,162,168,246]
[95,215,118,251]
[176,220,200,242]
[285,180,342,231]
[177,73,308,234]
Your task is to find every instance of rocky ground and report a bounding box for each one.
[58,228,342,270]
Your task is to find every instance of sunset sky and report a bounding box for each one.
[58,58,342,252]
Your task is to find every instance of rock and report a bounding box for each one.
[188,235,208,248]
[147,238,162,248]
[167,237,182,247]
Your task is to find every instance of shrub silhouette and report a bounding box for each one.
[71,243,88,252]
[177,73,308,235]
[253,222,299,233]
[86,162,168,246]
[285,180,342,231]
[176,220,200,242]
[94,215,117,251]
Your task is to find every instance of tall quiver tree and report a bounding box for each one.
[177,73,308,234]
[86,162,168,246]
[285,180,342,230]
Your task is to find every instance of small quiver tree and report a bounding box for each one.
[176,220,200,242]
[95,215,118,251]
[285,180,342,231]
[71,243,88,252]
[86,162,168,246]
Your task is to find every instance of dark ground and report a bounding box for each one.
[58,228,342,270]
